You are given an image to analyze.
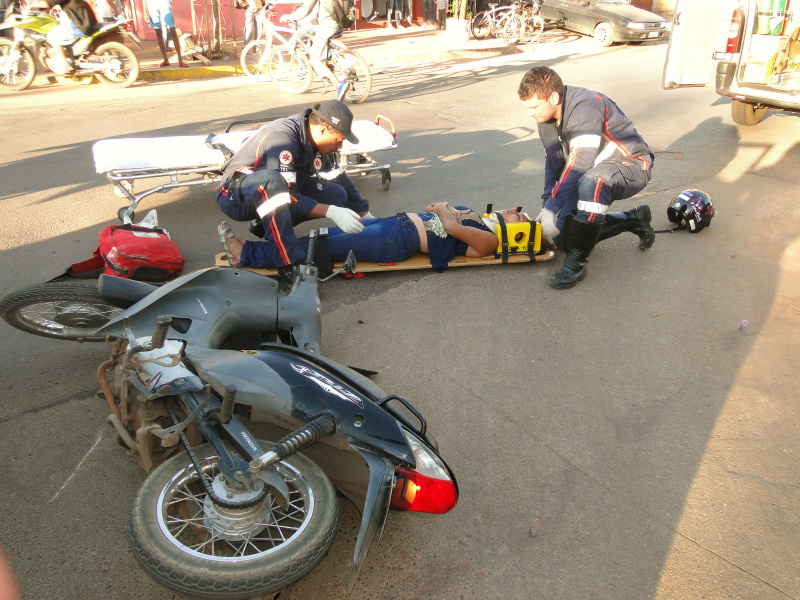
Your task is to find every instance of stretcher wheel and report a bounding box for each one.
[381,171,391,191]
[118,206,134,222]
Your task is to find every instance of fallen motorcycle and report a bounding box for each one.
[14,228,458,599]
[0,2,140,91]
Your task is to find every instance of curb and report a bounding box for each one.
[138,64,243,80]
[29,43,514,86]
[135,45,515,80]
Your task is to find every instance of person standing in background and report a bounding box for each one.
[436,0,446,29]
[422,0,434,27]
[144,0,188,67]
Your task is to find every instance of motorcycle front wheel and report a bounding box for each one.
[128,444,339,600]
[0,280,121,341]
[92,41,139,88]
[0,40,36,92]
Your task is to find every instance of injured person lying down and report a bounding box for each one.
[219,202,530,273]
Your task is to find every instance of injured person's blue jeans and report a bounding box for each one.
[240,212,421,268]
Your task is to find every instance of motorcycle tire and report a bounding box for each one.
[0,40,36,92]
[0,280,122,341]
[128,444,339,600]
[92,41,139,89]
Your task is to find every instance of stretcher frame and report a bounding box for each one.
[213,245,556,275]
[93,116,398,222]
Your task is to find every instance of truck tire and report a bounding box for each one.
[731,99,767,126]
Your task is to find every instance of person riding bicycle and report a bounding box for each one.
[280,0,344,93]
[30,0,97,74]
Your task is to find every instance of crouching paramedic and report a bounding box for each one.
[216,100,372,280]
[518,66,656,289]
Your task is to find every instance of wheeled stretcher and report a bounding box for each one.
[92,116,398,222]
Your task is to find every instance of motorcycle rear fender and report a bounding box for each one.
[96,268,281,349]
[184,345,456,585]
[75,25,126,54]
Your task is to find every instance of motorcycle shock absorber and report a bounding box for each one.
[249,414,337,474]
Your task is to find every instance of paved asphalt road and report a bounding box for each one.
[1,35,799,600]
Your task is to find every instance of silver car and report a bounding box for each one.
[539,0,668,46]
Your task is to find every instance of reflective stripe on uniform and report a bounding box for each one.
[571,134,601,148]
[577,200,608,215]
[593,142,619,166]
[256,192,293,219]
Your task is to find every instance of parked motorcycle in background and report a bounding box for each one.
[0,1,140,91]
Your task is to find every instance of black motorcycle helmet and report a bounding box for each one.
[667,189,715,233]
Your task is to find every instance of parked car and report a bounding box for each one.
[663,0,800,126]
[539,0,668,46]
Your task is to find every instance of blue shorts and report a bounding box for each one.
[148,0,176,30]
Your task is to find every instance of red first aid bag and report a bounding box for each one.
[66,224,186,283]
[98,224,186,281]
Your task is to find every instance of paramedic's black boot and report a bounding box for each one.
[549,218,603,289]
[598,205,654,250]
[249,218,266,239]
[626,205,655,250]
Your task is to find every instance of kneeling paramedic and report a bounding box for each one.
[217,100,372,280]
[518,66,656,289]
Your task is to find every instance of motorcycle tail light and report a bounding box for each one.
[391,430,458,513]
[391,467,457,514]
[125,21,133,31]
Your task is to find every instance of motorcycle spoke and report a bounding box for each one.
[157,456,315,560]
[166,513,205,538]
[18,300,120,333]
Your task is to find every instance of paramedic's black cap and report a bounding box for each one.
[312,100,359,144]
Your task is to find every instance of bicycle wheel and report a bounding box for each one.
[470,12,491,39]
[522,14,544,43]
[241,40,272,81]
[490,9,512,38]
[499,14,522,44]
[266,45,313,94]
[331,49,371,104]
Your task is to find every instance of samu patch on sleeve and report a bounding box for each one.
[279,150,293,165]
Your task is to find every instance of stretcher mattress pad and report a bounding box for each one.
[92,121,396,174]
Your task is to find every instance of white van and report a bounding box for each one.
[663,0,800,125]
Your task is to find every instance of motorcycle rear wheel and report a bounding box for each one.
[93,41,139,89]
[0,40,36,92]
[0,280,121,341]
[128,444,339,599]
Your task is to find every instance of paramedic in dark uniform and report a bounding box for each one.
[217,100,372,276]
[518,66,656,289]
